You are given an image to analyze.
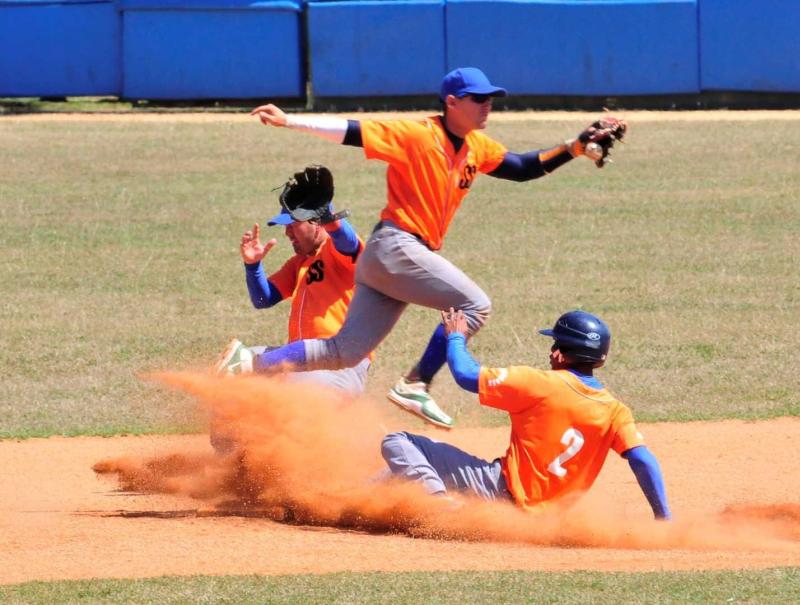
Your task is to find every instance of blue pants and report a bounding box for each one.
[381,432,512,502]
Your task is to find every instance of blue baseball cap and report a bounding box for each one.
[267,207,297,226]
[440,67,507,100]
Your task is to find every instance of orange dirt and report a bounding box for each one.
[1,372,798,585]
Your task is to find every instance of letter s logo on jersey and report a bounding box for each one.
[458,164,477,190]
[306,260,325,284]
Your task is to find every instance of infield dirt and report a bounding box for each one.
[1,373,798,585]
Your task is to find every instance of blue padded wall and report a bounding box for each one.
[699,0,800,92]
[0,0,120,96]
[446,0,700,96]
[308,0,446,97]
[121,0,303,99]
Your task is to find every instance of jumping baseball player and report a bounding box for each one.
[240,67,627,430]
[382,309,671,519]
[215,165,370,396]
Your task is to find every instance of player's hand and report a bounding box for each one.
[250,104,288,127]
[440,307,468,337]
[240,223,277,264]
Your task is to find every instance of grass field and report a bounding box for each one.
[1,568,799,605]
[1,113,798,437]
[1,111,798,601]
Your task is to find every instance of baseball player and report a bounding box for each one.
[381,309,671,518]
[215,165,371,397]
[243,67,627,430]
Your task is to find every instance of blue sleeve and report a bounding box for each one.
[446,333,480,394]
[327,218,361,258]
[244,262,283,309]
[489,151,546,182]
[490,145,576,182]
[622,446,672,520]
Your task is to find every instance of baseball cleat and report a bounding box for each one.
[214,338,254,376]
[387,377,453,429]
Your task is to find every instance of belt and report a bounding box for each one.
[373,220,433,250]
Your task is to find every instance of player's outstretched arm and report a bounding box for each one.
[489,116,628,182]
[441,308,480,393]
[250,103,360,145]
[622,445,672,520]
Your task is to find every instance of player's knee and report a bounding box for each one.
[464,301,492,335]
[381,432,411,466]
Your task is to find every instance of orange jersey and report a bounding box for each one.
[478,366,644,510]
[269,235,363,343]
[360,116,507,250]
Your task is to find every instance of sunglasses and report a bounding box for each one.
[466,93,492,104]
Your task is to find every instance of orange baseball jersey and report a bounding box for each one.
[478,366,644,510]
[360,116,507,250]
[269,235,363,343]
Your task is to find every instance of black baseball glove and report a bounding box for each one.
[577,117,628,168]
[279,164,349,224]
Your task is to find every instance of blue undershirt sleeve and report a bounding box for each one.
[489,151,546,182]
[326,218,360,258]
[244,262,283,309]
[622,445,672,520]
[446,333,480,394]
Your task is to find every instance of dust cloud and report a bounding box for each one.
[93,372,800,552]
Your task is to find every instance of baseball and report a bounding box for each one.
[585,141,604,160]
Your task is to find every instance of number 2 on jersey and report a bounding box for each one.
[547,427,585,478]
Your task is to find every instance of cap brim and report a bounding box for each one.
[538,329,555,337]
[460,85,508,98]
[267,212,295,226]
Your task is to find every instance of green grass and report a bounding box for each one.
[1,115,798,436]
[2,569,799,604]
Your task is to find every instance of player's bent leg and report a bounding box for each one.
[304,280,407,369]
[381,432,511,502]
[357,225,492,337]
[358,227,491,426]
[381,432,447,495]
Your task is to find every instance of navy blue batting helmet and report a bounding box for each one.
[539,310,611,365]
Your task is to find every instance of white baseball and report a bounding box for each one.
[585,141,603,160]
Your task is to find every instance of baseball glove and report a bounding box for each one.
[577,117,627,168]
[279,165,349,224]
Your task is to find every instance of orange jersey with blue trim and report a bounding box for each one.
[269,235,363,343]
[360,116,507,250]
[478,366,644,510]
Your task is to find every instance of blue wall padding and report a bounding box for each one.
[699,0,800,93]
[120,0,299,9]
[0,0,120,96]
[121,3,303,99]
[446,0,700,96]
[308,0,446,97]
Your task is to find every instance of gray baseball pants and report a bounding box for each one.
[250,346,370,396]
[303,222,492,369]
[381,431,512,502]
